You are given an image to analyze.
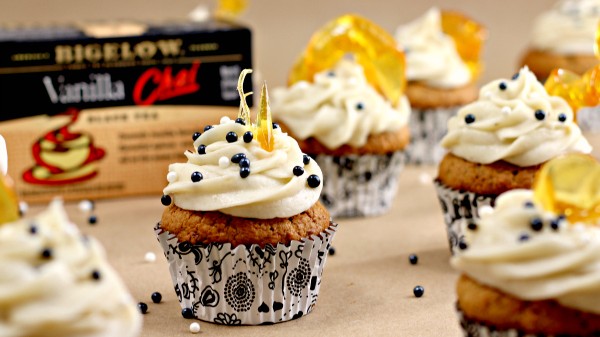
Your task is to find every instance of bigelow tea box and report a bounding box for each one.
[0,21,251,202]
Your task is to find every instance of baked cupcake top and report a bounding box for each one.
[530,0,600,55]
[395,7,471,88]
[271,58,410,150]
[163,71,324,219]
[452,189,600,314]
[0,200,141,336]
[441,66,592,166]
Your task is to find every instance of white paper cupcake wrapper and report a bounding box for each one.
[312,151,405,218]
[155,222,337,325]
[434,181,496,255]
[577,107,600,133]
[457,306,554,337]
[406,106,459,165]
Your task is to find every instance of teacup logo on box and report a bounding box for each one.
[23,109,106,185]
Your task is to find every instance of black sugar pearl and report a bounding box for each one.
[519,233,530,242]
[182,308,194,319]
[203,125,213,132]
[409,254,418,265]
[293,166,304,176]
[272,122,280,129]
[226,132,238,143]
[413,285,424,298]
[535,109,546,121]
[151,292,162,304]
[239,158,250,168]
[467,223,478,231]
[240,167,251,178]
[231,153,246,164]
[530,218,543,231]
[464,114,476,124]
[192,132,201,141]
[458,241,468,250]
[197,145,206,155]
[91,270,101,280]
[499,82,507,90]
[303,154,310,165]
[327,71,335,77]
[558,113,567,122]
[524,201,534,208]
[328,247,336,256]
[138,302,148,314]
[191,171,203,183]
[550,219,560,231]
[41,248,52,259]
[356,102,364,110]
[29,224,38,234]
[243,131,253,143]
[161,195,172,206]
[88,215,97,225]
[307,174,321,188]
[235,118,246,125]
[512,72,519,80]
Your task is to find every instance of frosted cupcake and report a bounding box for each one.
[272,57,410,218]
[520,0,600,80]
[156,70,337,325]
[436,66,592,253]
[452,187,600,336]
[396,7,481,164]
[0,199,142,337]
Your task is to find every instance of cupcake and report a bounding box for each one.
[395,7,482,164]
[436,66,592,253]
[452,167,600,336]
[156,70,337,325]
[520,0,600,81]
[0,197,141,335]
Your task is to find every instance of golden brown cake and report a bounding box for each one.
[520,49,598,80]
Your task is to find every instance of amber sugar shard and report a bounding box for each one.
[440,11,486,80]
[0,176,19,225]
[237,69,274,151]
[544,67,600,119]
[215,0,247,20]
[288,14,406,106]
[533,154,600,225]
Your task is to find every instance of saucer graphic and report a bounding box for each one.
[23,109,106,185]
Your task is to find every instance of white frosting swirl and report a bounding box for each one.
[271,58,410,150]
[395,7,472,88]
[163,119,323,219]
[0,200,141,337]
[531,0,600,55]
[441,67,592,166]
[452,189,600,314]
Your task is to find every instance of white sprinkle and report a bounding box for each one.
[219,156,230,168]
[483,91,492,98]
[418,172,432,185]
[189,322,201,333]
[501,106,511,114]
[78,200,94,212]
[347,78,358,86]
[478,205,494,216]
[144,252,157,263]
[167,172,178,183]
[220,116,231,124]
[19,201,28,215]
[529,92,539,99]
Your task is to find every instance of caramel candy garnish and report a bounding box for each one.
[0,175,19,225]
[440,11,486,81]
[215,0,247,20]
[544,67,600,120]
[288,14,406,106]
[256,83,274,152]
[533,154,600,225]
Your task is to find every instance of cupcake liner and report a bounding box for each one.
[434,180,496,255]
[577,106,600,133]
[457,306,545,337]
[154,222,338,325]
[312,151,405,218]
[406,106,459,165]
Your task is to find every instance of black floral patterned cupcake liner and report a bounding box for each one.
[457,305,561,337]
[406,106,459,165]
[312,151,405,218]
[155,222,337,325]
[434,181,496,255]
